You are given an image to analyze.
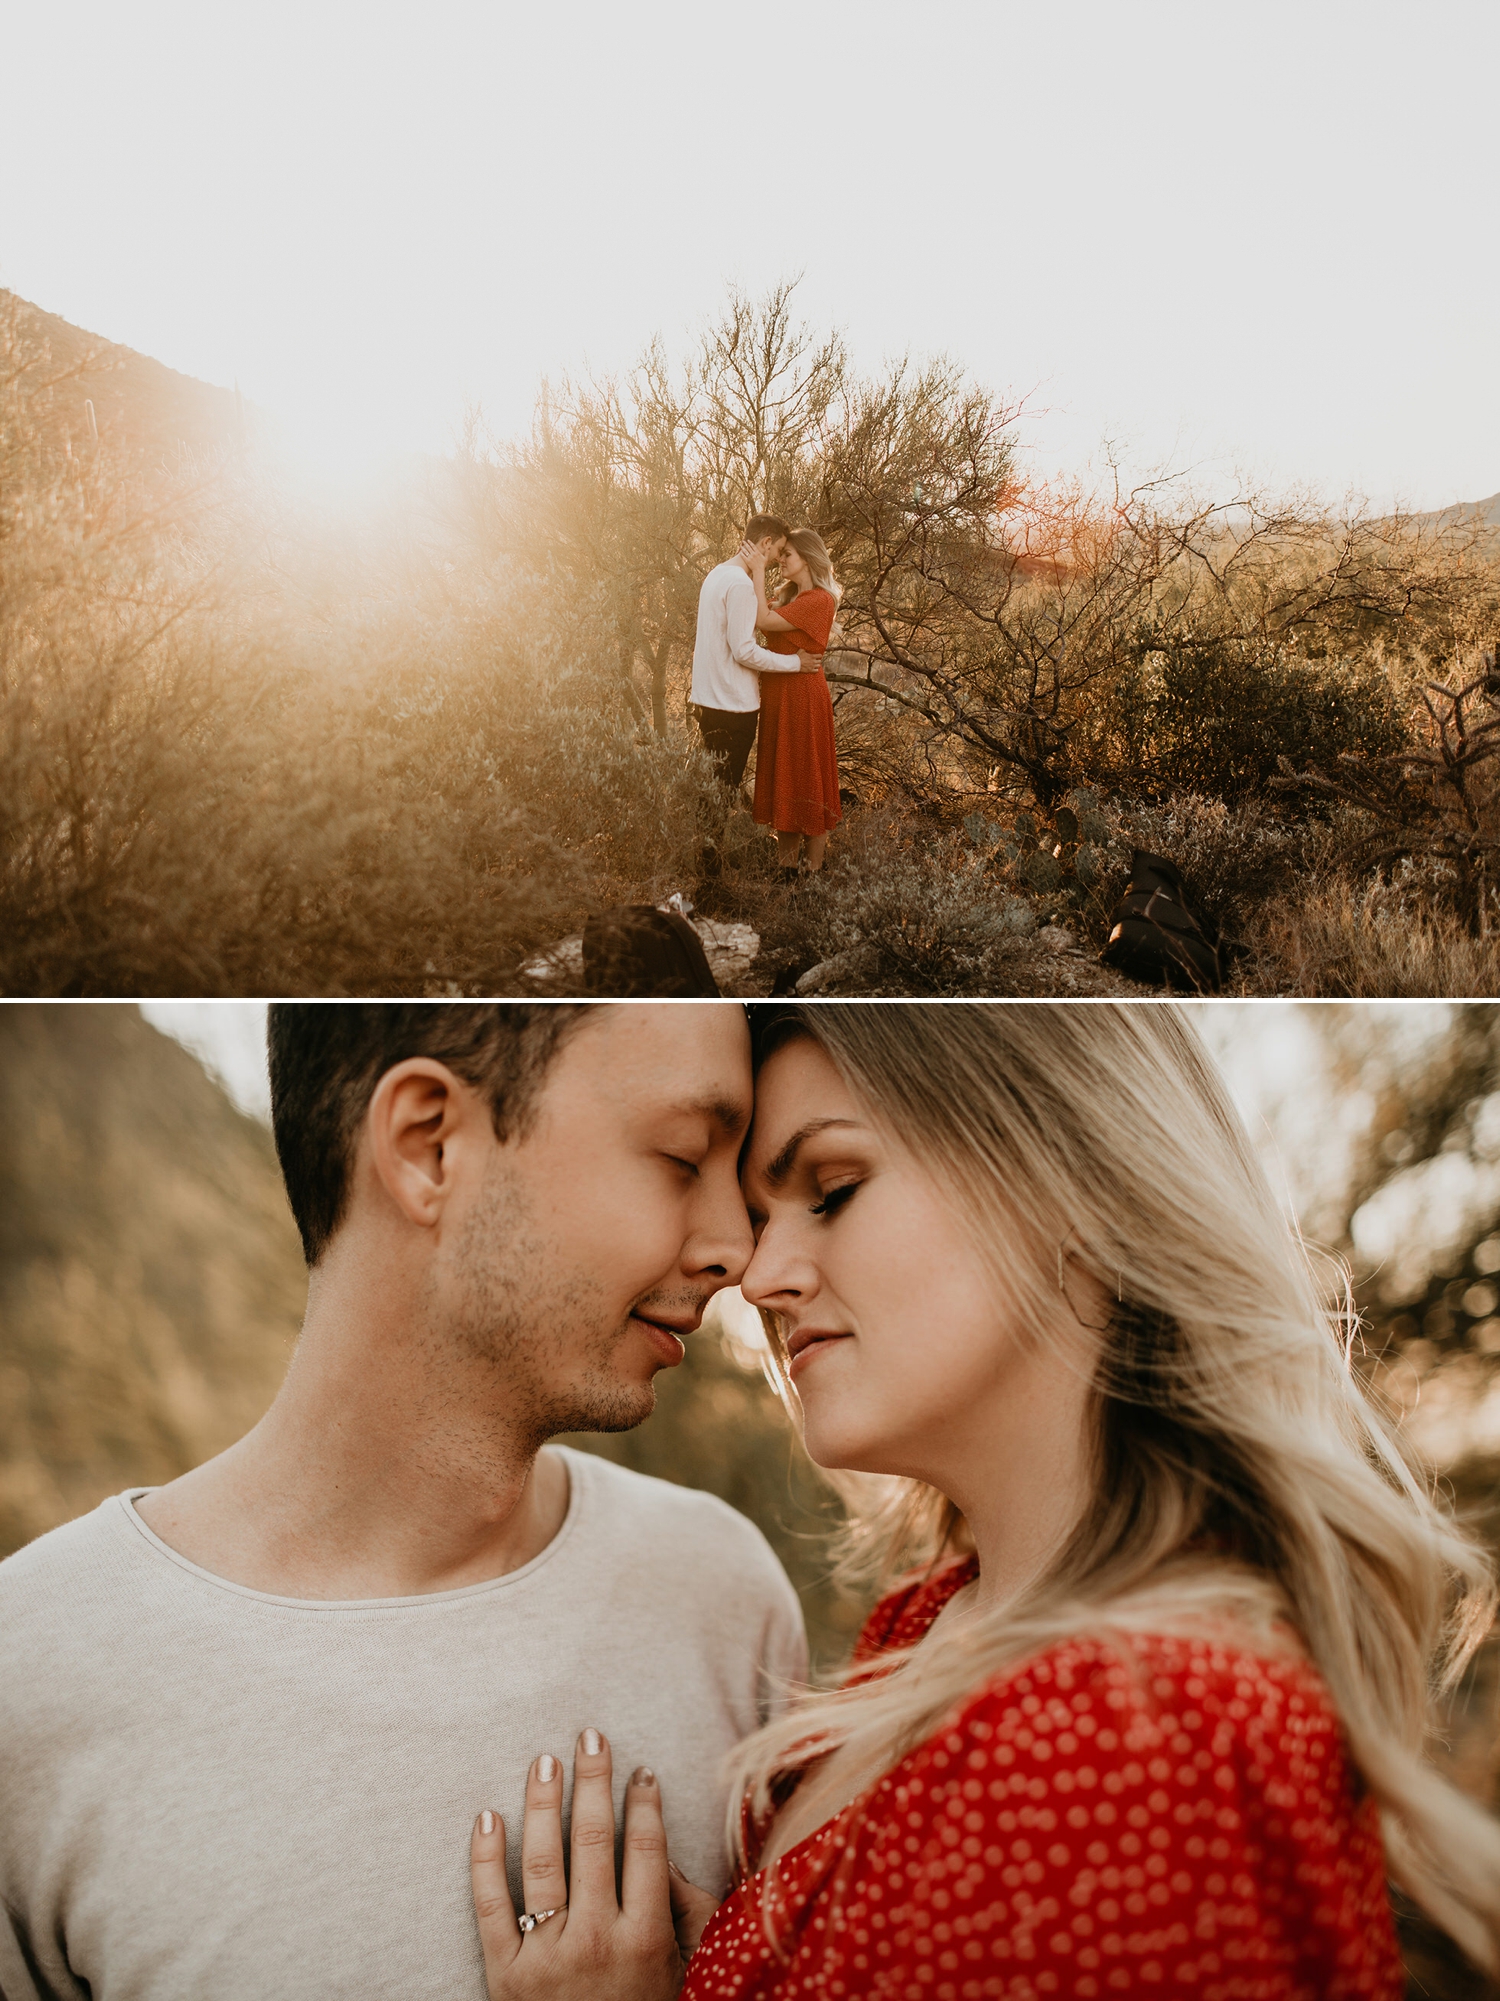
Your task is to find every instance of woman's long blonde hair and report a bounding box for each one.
[775,527,841,605]
[727,1001,1500,1974]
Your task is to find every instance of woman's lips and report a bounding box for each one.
[630,1314,687,1366]
[786,1332,853,1382]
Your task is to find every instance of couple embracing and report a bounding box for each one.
[691,516,843,881]
[3,1001,1498,2000]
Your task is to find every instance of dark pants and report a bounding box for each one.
[694,704,759,791]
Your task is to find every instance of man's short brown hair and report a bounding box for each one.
[267,1004,593,1265]
[744,513,791,545]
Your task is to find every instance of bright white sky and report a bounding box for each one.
[6,1,1497,509]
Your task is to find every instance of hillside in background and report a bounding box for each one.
[0,1006,303,1554]
[2,291,247,462]
[0,1006,862,1659]
[1415,491,1500,534]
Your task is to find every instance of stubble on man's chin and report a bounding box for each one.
[444,1167,659,1448]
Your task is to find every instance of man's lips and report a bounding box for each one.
[785,1328,854,1379]
[629,1310,697,1366]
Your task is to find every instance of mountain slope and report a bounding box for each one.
[0,1005,304,1556]
[2,290,247,462]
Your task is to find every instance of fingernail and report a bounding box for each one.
[537,1753,558,1783]
[581,1727,602,1756]
[668,1859,686,1878]
[479,1809,495,1835]
[631,1766,655,1787]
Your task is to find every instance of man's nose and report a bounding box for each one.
[687,1182,755,1289]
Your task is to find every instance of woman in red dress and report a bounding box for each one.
[470,1006,1500,2000]
[742,529,842,879]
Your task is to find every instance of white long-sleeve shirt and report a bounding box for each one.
[690,560,803,713]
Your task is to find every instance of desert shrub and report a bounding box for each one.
[1101,795,1322,938]
[0,638,586,995]
[767,813,1036,995]
[0,598,727,996]
[335,613,721,907]
[824,683,947,808]
[1270,660,1500,934]
[1108,634,1410,799]
[957,789,1319,957]
[1259,872,1500,998]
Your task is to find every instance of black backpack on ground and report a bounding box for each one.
[1100,850,1222,993]
[581,906,720,997]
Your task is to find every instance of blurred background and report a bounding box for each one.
[3,999,1498,1989]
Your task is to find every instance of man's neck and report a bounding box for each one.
[134,1274,572,1601]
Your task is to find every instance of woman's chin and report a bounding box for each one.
[802,1419,909,1479]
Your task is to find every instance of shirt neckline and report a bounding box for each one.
[109,1443,590,1611]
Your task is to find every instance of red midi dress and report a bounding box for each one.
[681,1555,1404,2001]
[753,587,842,839]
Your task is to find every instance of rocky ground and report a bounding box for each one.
[732,924,1144,1000]
[519,900,1146,1001]
[515,804,1166,1001]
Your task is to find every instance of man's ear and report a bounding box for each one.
[363,1058,483,1231]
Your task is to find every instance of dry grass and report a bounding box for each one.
[1259,877,1500,997]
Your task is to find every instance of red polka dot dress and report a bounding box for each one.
[682,1556,1403,2001]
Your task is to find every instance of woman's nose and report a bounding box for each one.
[740,1226,810,1310]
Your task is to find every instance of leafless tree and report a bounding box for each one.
[479,283,1022,738]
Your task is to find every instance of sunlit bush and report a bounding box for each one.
[0,299,722,996]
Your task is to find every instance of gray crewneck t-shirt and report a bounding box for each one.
[0,1447,806,2001]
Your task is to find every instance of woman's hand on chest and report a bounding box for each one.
[470,1731,720,2000]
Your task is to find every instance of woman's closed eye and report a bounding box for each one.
[810,1182,859,1218]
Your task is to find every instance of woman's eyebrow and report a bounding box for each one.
[760,1118,861,1188]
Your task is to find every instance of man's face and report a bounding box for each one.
[434,1004,754,1442]
[758,535,787,571]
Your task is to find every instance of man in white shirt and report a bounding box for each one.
[690,512,817,793]
[0,1002,806,2001]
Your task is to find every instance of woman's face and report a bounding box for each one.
[740,1037,1035,1487]
[779,542,810,588]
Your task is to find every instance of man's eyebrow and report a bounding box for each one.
[672,1095,751,1139]
[761,1118,860,1188]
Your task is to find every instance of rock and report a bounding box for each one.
[795,948,872,995]
[694,918,759,986]
[520,936,585,984]
[770,961,815,996]
[794,958,840,995]
[521,916,759,991]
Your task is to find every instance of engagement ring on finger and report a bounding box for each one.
[518,1907,564,1933]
